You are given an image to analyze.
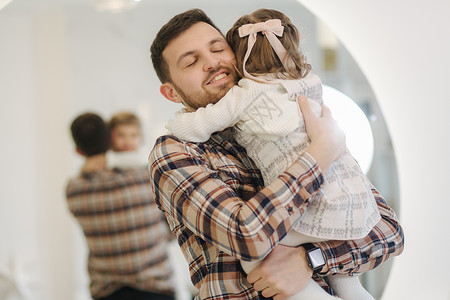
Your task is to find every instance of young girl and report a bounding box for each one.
[107,111,148,169]
[166,9,379,300]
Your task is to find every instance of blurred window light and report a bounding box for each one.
[93,0,141,13]
[322,85,374,174]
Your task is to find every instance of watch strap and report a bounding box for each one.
[301,243,316,252]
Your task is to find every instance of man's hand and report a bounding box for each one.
[247,244,313,300]
[298,95,346,173]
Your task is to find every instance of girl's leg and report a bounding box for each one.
[280,230,325,246]
[288,278,343,300]
[327,275,375,300]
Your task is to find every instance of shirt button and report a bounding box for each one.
[287,206,293,214]
[338,263,344,270]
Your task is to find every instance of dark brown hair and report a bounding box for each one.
[150,9,222,84]
[226,9,311,80]
[70,113,110,157]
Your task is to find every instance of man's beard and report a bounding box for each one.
[173,65,238,111]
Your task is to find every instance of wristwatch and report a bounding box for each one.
[301,243,326,275]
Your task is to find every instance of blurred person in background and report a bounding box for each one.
[66,112,176,300]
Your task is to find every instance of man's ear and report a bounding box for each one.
[160,83,182,104]
[75,147,86,157]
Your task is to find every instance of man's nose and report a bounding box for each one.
[203,52,220,71]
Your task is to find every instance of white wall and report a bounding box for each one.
[298,1,450,299]
[0,8,75,299]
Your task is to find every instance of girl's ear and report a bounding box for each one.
[160,83,182,103]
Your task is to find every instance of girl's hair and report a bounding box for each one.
[108,111,141,132]
[226,9,311,80]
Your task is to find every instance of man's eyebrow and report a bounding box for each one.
[176,38,226,67]
[209,38,226,46]
[177,50,196,67]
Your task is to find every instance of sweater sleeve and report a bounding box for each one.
[166,83,253,142]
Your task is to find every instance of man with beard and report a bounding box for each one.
[66,113,176,300]
[148,9,404,300]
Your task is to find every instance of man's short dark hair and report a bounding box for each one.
[150,9,222,84]
[70,113,110,157]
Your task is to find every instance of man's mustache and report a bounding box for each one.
[204,64,237,85]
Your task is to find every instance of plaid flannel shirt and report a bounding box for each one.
[66,166,175,299]
[149,129,404,299]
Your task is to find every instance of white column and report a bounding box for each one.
[31,9,75,300]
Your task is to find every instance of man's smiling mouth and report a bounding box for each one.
[208,73,228,85]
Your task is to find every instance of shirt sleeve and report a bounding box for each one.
[166,83,253,143]
[317,187,404,276]
[149,135,324,261]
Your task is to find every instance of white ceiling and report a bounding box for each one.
[2,0,301,12]
[0,0,298,13]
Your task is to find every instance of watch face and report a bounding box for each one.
[309,248,325,268]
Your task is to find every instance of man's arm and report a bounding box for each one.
[150,136,324,261]
[247,188,404,299]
